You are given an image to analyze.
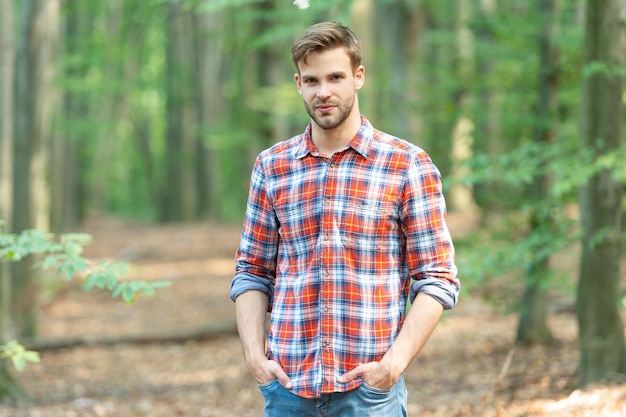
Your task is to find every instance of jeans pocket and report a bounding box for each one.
[258,379,280,392]
[360,381,393,395]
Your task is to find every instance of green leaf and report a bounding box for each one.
[84,276,97,291]
[122,284,136,302]
[65,242,84,257]
[58,263,75,280]
[1,340,40,372]
[11,356,26,372]
[141,286,155,297]
[22,351,40,364]
[42,255,59,269]
[112,283,125,298]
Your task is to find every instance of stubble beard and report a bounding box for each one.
[304,95,355,131]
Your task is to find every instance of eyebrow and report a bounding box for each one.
[301,71,347,80]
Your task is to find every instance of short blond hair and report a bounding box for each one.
[291,22,362,74]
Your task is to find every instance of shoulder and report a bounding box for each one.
[252,134,306,181]
[371,128,434,165]
[258,134,303,162]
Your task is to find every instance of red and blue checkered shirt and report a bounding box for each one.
[231,117,459,399]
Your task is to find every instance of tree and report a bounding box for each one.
[0,0,21,403]
[50,0,88,232]
[12,0,60,338]
[0,0,14,233]
[576,0,626,385]
[516,0,559,345]
[163,1,198,222]
[417,1,458,178]
[193,7,225,220]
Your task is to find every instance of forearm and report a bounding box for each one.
[235,290,269,368]
[235,290,293,388]
[380,292,444,379]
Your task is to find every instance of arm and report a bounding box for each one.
[235,290,293,389]
[339,151,456,389]
[233,157,292,387]
[338,292,443,388]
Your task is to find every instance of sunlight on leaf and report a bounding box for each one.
[0,341,41,372]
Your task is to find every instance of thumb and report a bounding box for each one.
[277,371,293,389]
[269,361,293,389]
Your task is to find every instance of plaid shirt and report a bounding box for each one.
[231,117,459,398]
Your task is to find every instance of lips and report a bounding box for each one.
[316,104,335,113]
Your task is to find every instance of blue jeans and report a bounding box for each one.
[258,376,408,417]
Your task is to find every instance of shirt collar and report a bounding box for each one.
[295,116,373,160]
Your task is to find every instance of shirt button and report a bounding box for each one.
[322,306,330,313]
[322,341,330,348]
[329,162,336,168]
[323,270,329,277]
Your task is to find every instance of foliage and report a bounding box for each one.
[0,226,170,304]
[44,0,617,226]
[0,225,170,372]
[455,135,626,302]
[0,342,39,373]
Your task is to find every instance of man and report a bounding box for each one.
[230,21,459,416]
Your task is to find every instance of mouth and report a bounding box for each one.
[315,104,335,114]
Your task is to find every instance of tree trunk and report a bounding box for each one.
[0,0,15,346]
[163,2,198,222]
[516,0,559,345]
[12,0,60,338]
[193,9,224,220]
[252,1,290,152]
[50,0,83,232]
[472,0,502,212]
[448,0,479,216]
[0,0,18,403]
[351,0,375,117]
[371,0,416,136]
[418,2,457,178]
[2,0,58,403]
[576,0,626,386]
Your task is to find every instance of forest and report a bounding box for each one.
[1,0,625,415]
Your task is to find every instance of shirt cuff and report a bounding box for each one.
[230,272,275,305]
[410,277,459,310]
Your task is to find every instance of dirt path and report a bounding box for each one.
[2,216,625,416]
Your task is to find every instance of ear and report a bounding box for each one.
[354,65,365,90]
[294,73,303,94]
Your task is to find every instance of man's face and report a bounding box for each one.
[294,47,364,131]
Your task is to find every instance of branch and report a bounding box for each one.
[20,320,238,351]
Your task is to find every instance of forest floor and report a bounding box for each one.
[2,214,626,417]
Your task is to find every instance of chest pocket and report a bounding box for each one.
[274,199,320,256]
[344,198,400,252]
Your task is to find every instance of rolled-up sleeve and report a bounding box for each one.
[230,156,279,310]
[404,152,460,310]
[410,277,458,310]
[230,271,274,303]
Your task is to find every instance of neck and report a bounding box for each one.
[311,108,362,157]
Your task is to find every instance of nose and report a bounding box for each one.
[316,82,331,100]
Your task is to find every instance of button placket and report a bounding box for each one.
[319,155,342,391]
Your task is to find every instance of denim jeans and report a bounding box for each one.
[258,376,408,417]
